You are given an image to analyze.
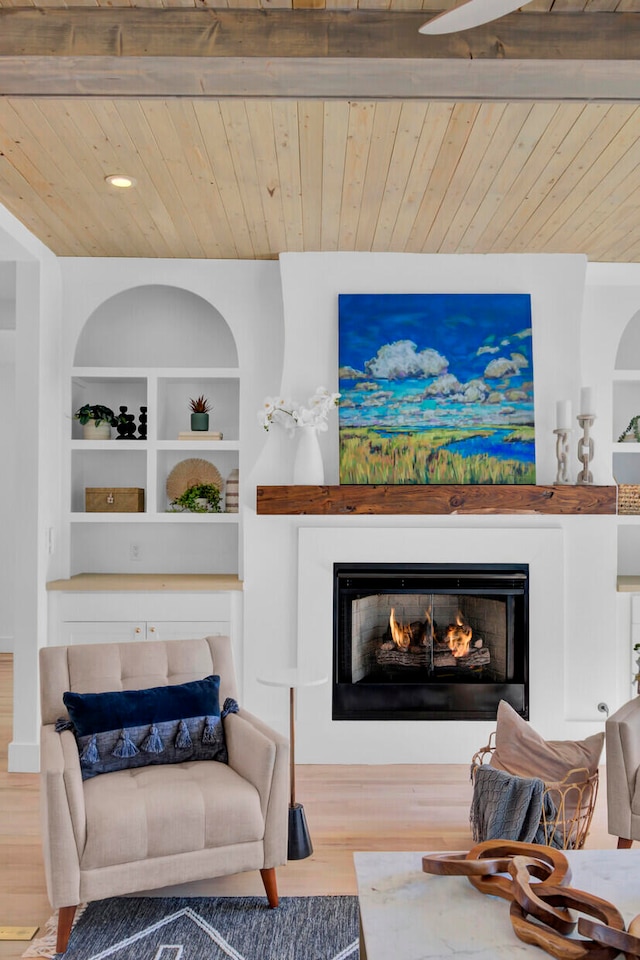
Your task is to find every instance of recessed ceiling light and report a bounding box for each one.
[105,174,136,188]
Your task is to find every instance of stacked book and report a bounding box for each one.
[178,431,223,440]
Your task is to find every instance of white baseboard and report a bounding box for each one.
[0,634,13,653]
[7,740,39,773]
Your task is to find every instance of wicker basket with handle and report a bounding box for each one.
[471,732,599,850]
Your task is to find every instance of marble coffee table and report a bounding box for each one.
[354,848,640,960]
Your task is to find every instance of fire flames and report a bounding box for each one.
[445,613,473,658]
[389,607,412,650]
[388,607,474,659]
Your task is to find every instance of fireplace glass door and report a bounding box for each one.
[333,563,529,721]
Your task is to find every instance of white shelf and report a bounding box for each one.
[70,440,149,451]
[69,512,240,523]
[73,366,240,379]
[71,440,239,451]
[156,440,240,452]
[613,442,640,452]
[157,367,240,380]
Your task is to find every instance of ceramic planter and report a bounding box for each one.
[83,421,112,440]
[190,413,209,431]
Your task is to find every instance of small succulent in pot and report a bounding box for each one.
[189,395,211,415]
[189,395,211,431]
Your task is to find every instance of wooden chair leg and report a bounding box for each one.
[260,867,279,908]
[56,905,77,954]
[618,837,634,849]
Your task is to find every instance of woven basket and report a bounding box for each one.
[618,484,640,515]
[471,733,599,850]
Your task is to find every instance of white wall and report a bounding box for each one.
[0,203,63,773]
[0,330,15,652]
[7,246,640,769]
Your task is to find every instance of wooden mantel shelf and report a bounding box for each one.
[256,484,618,516]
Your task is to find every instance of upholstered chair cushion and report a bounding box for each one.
[80,760,264,870]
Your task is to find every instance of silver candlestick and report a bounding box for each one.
[576,414,596,485]
[553,428,571,484]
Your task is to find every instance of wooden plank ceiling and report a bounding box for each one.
[1,2,640,261]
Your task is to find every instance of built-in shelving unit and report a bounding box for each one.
[65,286,241,576]
[613,312,640,577]
[612,369,640,485]
[70,367,240,519]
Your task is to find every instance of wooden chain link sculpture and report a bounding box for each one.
[422,841,640,960]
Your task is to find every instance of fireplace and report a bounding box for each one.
[333,562,529,721]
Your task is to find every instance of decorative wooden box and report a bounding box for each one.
[85,488,145,513]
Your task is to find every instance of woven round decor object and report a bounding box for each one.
[166,458,223,501]
[618,484,640,515]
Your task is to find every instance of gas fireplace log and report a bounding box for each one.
[376,646,430,668]
[375,645,490,670]
[432,647,490,669]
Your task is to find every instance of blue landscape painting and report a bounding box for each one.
[338,293,535,485]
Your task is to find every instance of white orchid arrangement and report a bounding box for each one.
[259,386,340,436]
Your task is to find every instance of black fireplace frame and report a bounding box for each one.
[332,562,529,722]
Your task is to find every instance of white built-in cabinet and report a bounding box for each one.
[46,582,244,690]
[47,586,241,646]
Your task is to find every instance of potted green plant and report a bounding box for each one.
[619,416,640,442]
[189,395,211,431]
[168,482,221,513]
[74,404,122,440]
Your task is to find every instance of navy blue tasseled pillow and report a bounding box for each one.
[58,675,239,780]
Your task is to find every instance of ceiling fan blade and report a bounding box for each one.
[419,0,527,34]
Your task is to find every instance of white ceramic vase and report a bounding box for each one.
[293,425,324,485]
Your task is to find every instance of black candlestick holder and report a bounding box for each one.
[138,406,147,440]
[116,406,137,440]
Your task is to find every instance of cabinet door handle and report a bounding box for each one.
[134,626,142,635]
[148,625,157,635]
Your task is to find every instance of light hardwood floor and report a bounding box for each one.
[0,653,618,959]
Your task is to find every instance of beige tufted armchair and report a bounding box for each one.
[39,635,289,954]
[605,695,640,848]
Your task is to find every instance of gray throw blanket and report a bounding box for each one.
[470,765,561,847]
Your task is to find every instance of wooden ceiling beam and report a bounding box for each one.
[1,8,639,60]
[1,9,640,100]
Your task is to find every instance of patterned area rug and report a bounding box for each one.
[22,897,360,960]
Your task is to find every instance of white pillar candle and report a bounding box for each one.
[556,400,572,431]
[580,386,596,416]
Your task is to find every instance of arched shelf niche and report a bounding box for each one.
[613,307,640,463]
[74,283,238,368]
